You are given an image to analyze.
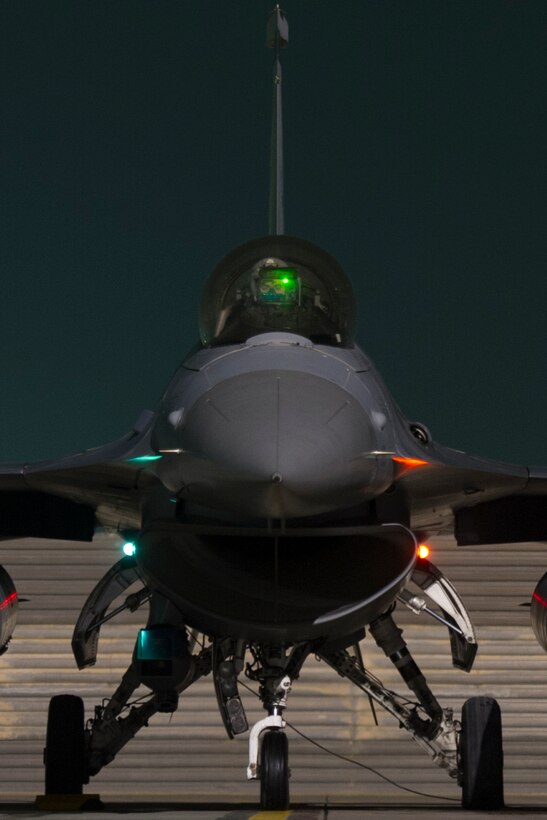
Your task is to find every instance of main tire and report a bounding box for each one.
[260,729,289,810]
[460,696,504,810]
[44,694,86,795]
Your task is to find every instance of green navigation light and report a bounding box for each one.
[126,455,163,463]
[122,542,136,556]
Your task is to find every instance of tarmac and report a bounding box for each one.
[0,803,547,819]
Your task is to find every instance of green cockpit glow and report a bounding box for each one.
[126,455,163,463]
[257,266,299,304]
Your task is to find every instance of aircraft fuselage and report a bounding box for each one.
[152,332,397,521]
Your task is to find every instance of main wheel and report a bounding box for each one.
[260,729,289,810]
[44,694,86,795]
[460,696,504,810]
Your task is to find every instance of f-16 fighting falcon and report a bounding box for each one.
[1,5,547,812]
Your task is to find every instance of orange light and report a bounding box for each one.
[392,456,429,468]
[417,544,430,560]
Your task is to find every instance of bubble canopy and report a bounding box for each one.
[199,236,356,347]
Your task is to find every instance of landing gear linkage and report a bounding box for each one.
[320,641,459,779]
[86,640,214,777]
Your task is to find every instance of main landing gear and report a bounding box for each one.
[44,695,86,795]
[43,553,504,811]
[460,696,504,810]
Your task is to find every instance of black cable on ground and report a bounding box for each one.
[238,679,460,804]
[285,719,460,804]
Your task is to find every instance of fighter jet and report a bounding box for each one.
[0,5,546,812]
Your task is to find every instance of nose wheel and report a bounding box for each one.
[260,729,289,810]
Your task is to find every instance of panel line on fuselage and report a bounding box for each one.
[275,375,281,475]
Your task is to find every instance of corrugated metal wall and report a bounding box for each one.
[0,533,546,805]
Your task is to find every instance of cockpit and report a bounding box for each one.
[199,236,356,347]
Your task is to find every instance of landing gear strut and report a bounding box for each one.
[321,641,461,780]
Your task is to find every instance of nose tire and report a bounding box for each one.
[260,729,289,810]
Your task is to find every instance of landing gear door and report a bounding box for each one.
[409,558,478,672]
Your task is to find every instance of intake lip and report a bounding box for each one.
[136,523,417,642]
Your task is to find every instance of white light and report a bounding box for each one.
[122,542,136,556]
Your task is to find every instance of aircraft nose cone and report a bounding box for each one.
[164,370,383,517]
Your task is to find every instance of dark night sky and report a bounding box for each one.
[1,1,547,464]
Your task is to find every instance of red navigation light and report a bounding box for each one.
[392,456,429,469]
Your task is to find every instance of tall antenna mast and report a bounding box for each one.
[267,5,289,236]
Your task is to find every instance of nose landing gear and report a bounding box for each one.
[245,644,310,810]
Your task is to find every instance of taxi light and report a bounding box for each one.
[417,544,430,560]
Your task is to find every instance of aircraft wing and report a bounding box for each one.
[395,438,547,545]
[0,410,160,540]
[1,398,546,548]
